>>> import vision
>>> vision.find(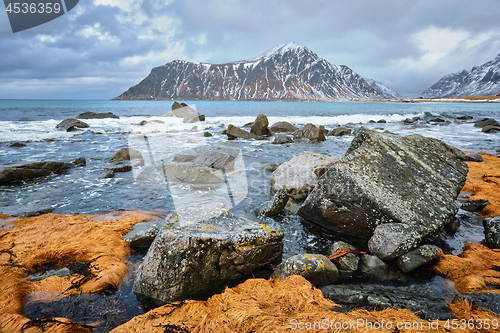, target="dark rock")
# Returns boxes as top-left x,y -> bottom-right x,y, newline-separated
326,241 -> 360,280
368,120 -> 376,123
109,148 -> 144,164
272,134 -> 293,144
474,118 -> 500,128
430,117 -> 446,123
271,152 -> 335,201
76,111 -> 119,119
102,171 -> 115,179
444,217 -> 460,234
412,116 -> 421,122
483,217 -> 500,249
171,101 -> 182,110
260,163 -> 281,172
139,120 -> 148,126
203,131 -> 212,137
358,254 -> 406,282
377,119 -> 387,123
250,114 -> 270,136
293,123 -> 326,143
8,142 -> 26,147
106,164 -> 133,173
199,115 -> 205,121
464,152 -> 483,162
456,293 -> 500,316
298,127 -> 468,260
271,254 -> 338,287
456,115 -> 473,121
18,117 -> 34,121
123,220 -> 162,249
395,245 -> 441,272
482,125 -> 500,133
26,267 -> 71,282
133,211 -> 283,303
0,204 -> 55,217
0,161 -> 74,185
457,192 -> 473,203
403,118 -> 414,125
321,279 -> 456,320
55,118 -> 90,132
329,127 -> 352,136
461,199 -> 489,212
270,121 -> 298,133
226,124 -> 258,140
72,157 -> 86,167
255,188 -> 289,217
